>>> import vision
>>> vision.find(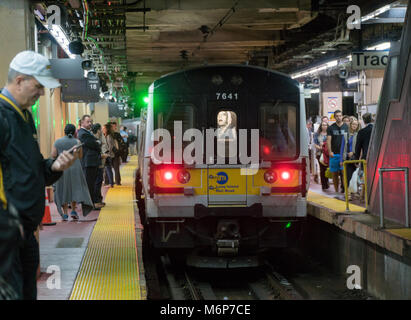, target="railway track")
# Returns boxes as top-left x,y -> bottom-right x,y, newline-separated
158,255 -> 304,300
